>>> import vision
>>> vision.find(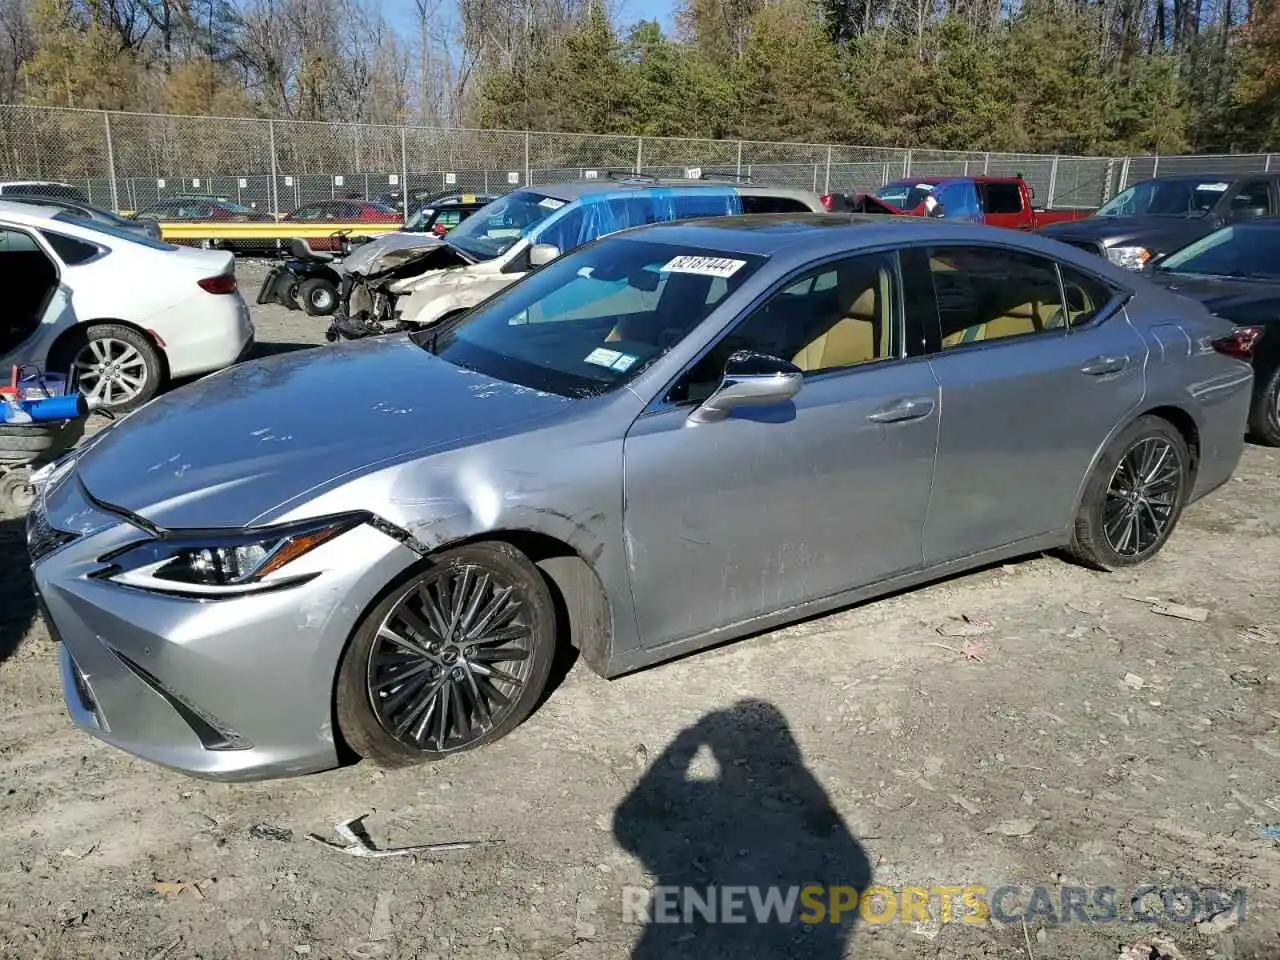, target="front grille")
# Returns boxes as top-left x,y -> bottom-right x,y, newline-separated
26,505 -> 77,564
